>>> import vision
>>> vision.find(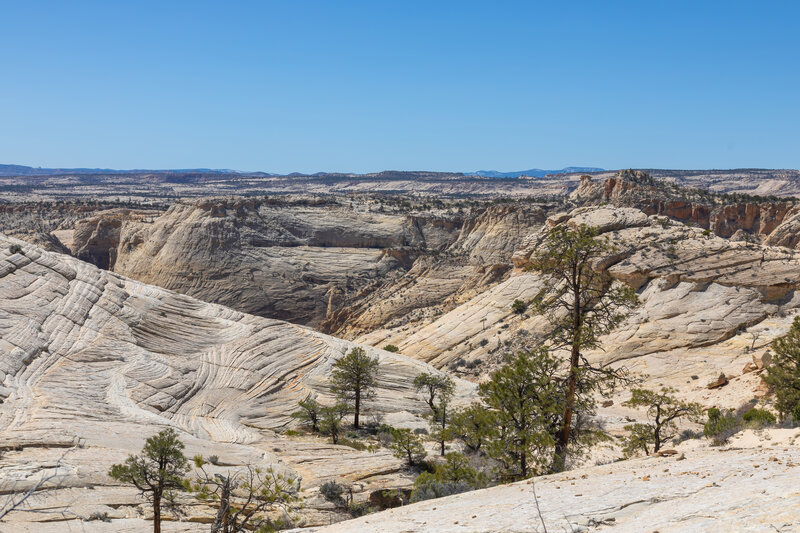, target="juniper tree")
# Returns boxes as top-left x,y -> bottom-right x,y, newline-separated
185,456 -> 298,533
529,224 -> 638,470
763,316 -> 800,421
413,372 -> 455,455
445,403 -> 494,454
622,387 -> 702,456
478,348 -> 564,480
291,397 -> 323,432
330,347 -> 380,429
389,428 -> 426,467
109,428 -> 188,533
